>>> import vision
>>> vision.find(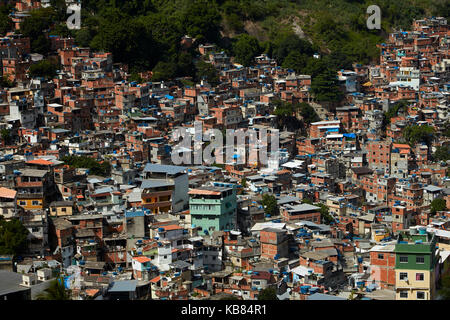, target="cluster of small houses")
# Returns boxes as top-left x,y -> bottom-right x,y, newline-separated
0,2 -> 450,300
